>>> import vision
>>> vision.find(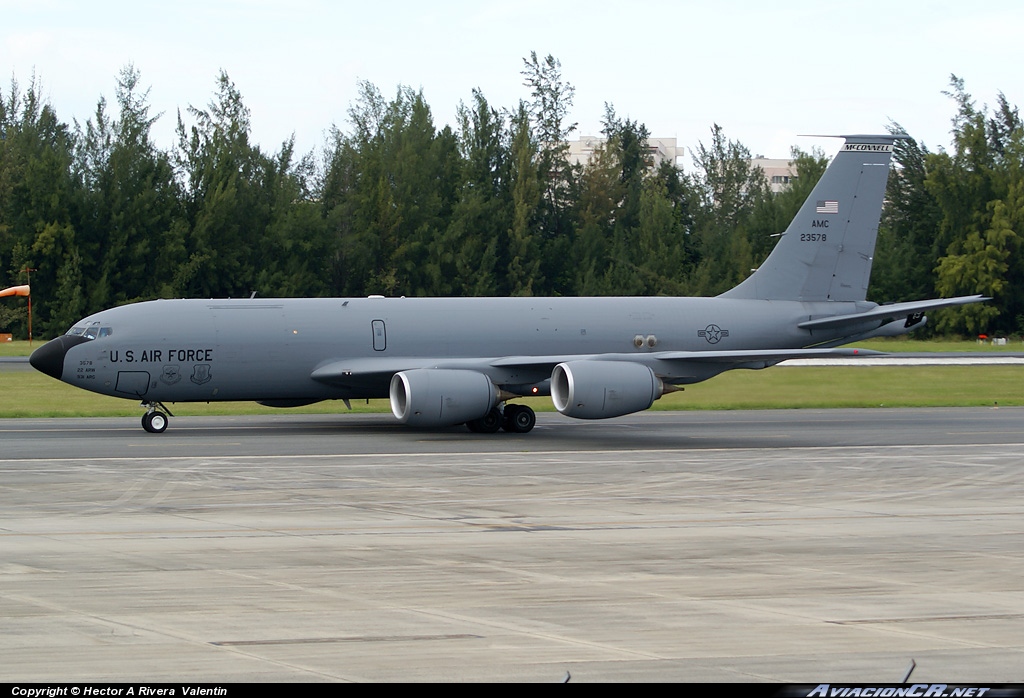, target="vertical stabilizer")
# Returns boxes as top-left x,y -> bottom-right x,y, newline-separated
720,134 -> 901,302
